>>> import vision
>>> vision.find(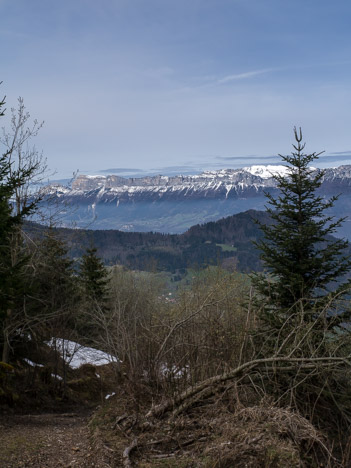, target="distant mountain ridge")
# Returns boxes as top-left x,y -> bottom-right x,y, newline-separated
61,165 -> 351,195
43,165 -> 351,236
